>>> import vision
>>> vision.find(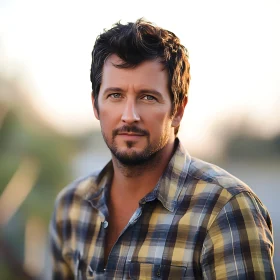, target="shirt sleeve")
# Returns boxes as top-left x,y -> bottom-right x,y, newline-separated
49,198 -> 75,280
201,191 -> 276,279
